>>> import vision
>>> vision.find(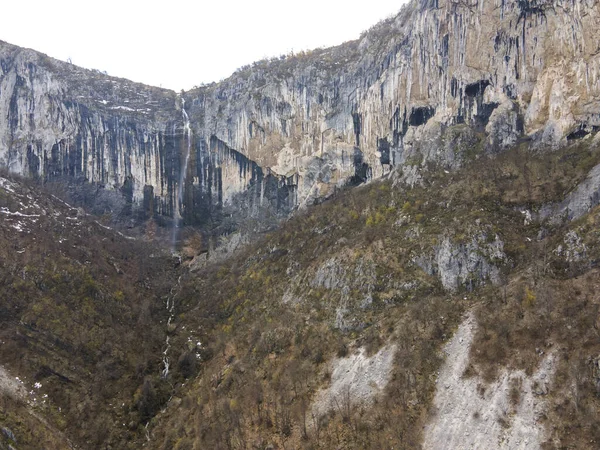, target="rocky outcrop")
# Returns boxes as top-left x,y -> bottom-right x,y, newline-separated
542,149 -> 600,223
414,234 -> 506,292
1,0 -> 599,226
0,43 -> 178,216
0,366 -> 27,401
312,344 -> 397,418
